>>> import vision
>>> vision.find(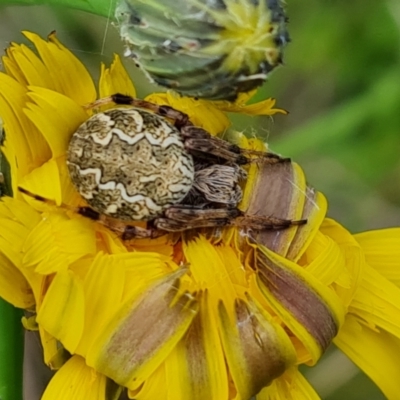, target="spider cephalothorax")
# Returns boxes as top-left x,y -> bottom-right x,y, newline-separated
20,93 -> 305,239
